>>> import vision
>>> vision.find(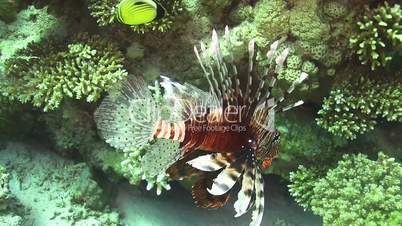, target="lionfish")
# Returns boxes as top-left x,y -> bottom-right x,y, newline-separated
95,27 -> 307,226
